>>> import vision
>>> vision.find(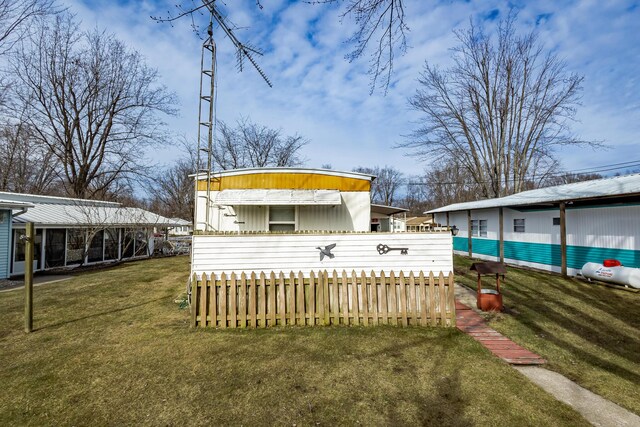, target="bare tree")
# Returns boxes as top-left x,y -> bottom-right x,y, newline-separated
154,1 -> 408,93
148,159 -> 193,219
0,0 -> 57,101
9,13 -> 177,199
354,165 -> 404,205
212,118 -> 307,170
401,14 -> 591,199
148,139 -> 196,220
0,120 -> 59,194
399,175 -> 432,215
0,0 -> 56,55
420,161 -> 484,207
324,0 -> 408,93
543,172 -> 603,186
